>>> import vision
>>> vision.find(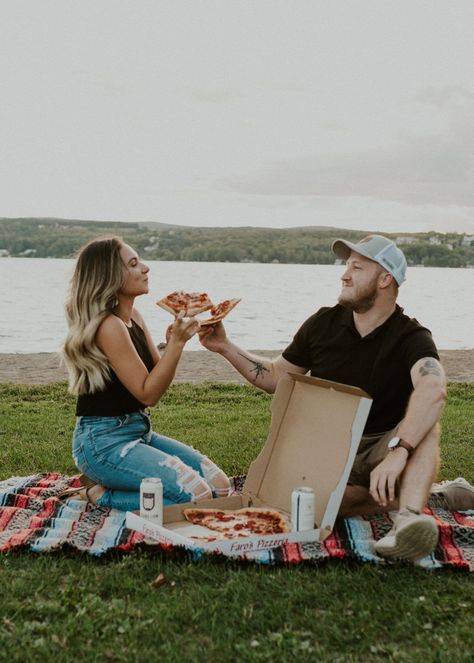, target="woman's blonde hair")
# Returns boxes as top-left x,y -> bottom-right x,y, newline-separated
63,236 -> 125,395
